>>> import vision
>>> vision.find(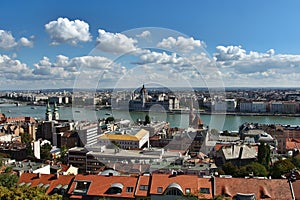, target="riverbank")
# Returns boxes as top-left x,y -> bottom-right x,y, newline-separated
198,111 -> 300,117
